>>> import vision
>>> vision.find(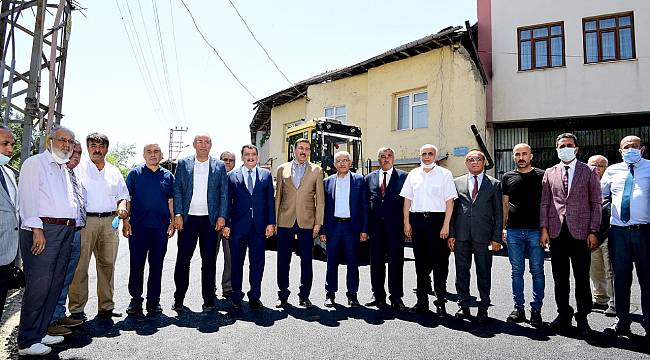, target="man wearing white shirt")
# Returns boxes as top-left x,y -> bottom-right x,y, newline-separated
0,125 -> 19,322
69,133 -> 129,320
17,126 -> 78,356
400,144 -> 457,315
